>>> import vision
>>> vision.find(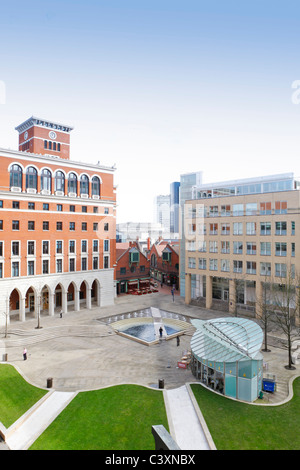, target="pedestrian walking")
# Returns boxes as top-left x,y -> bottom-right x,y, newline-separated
60,310 -> 63,318
171,288 -> 175,302
23,348 -> 27,360
159,326 -> 163,337
177,336 -> 180,347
